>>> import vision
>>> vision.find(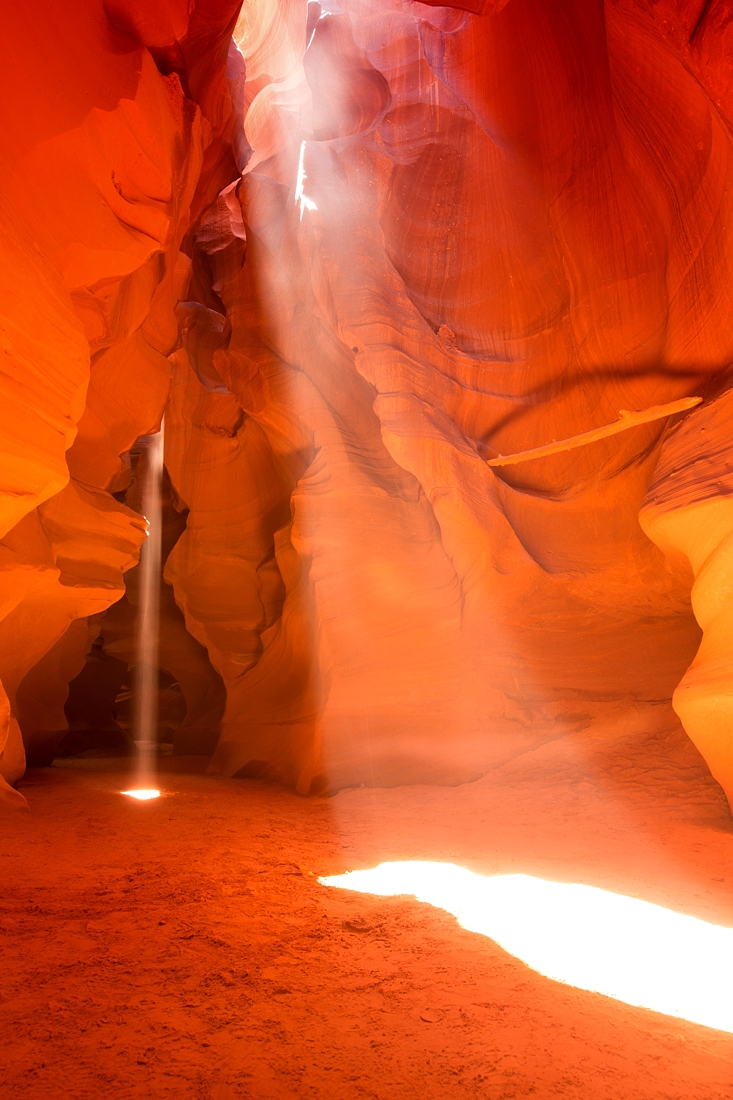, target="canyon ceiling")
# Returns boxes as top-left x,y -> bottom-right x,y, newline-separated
2,0 -> 733,807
